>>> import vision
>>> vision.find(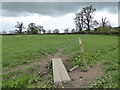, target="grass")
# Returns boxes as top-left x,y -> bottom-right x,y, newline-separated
2,35 -> 76,70
86,49 -> 118,88
2,60 -> 54,88
2,34 -> 118,88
